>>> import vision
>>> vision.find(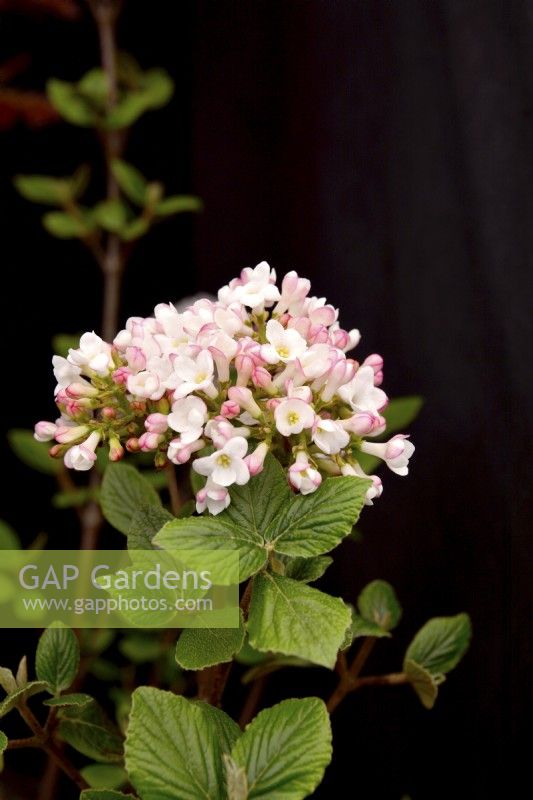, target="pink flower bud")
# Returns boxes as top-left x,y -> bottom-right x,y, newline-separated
55,424 -> 90,444
108,435 -> 124,462
252,366 -> 272,388
342,412 -> 379,436
66,382 -> 99,399
235,354 -> 254,386
112,367 -> 132,385
138,432 -> 163,452
126,437 -> 141,452
101,407 -> 117,420
228,386 -> 262,418
126,346 -> 146,373
34,421 -> 57,442
145,413 -> 169,434
244,442 -> 269,476
220,400 -> 240,418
